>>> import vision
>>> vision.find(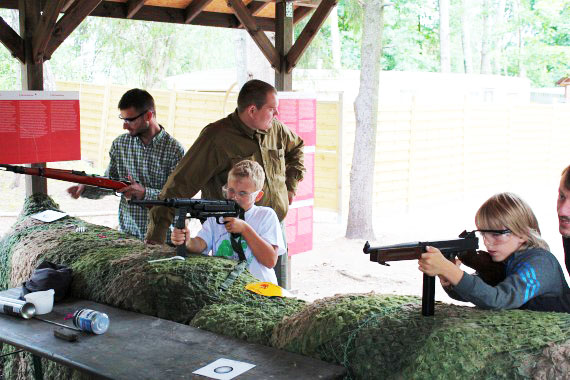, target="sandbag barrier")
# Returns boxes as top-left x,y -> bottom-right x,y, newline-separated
0,194 -> 569,380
